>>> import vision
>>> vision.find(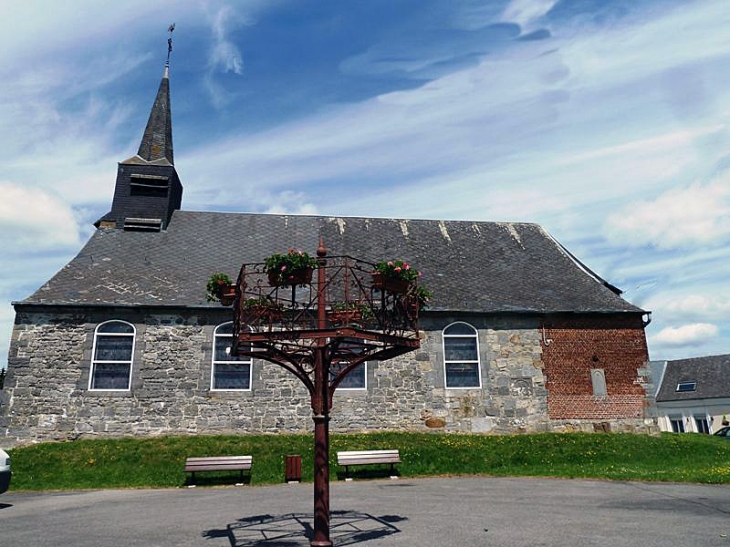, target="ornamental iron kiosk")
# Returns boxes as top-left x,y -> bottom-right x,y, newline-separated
228,240 -> 420,547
